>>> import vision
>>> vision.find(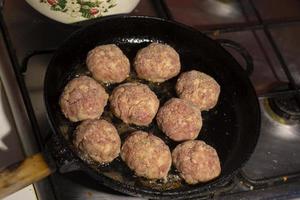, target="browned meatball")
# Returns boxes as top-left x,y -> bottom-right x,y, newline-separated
86,44 -> 130,83
172,140 -> 221,184
134,43 -> 181,83
156,98 -> 202,141
121,131 -> 171,179
59,76 -> 108,122
73,119 -> 121,163
176,70 -> 220,111
110,83 -> 159,126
